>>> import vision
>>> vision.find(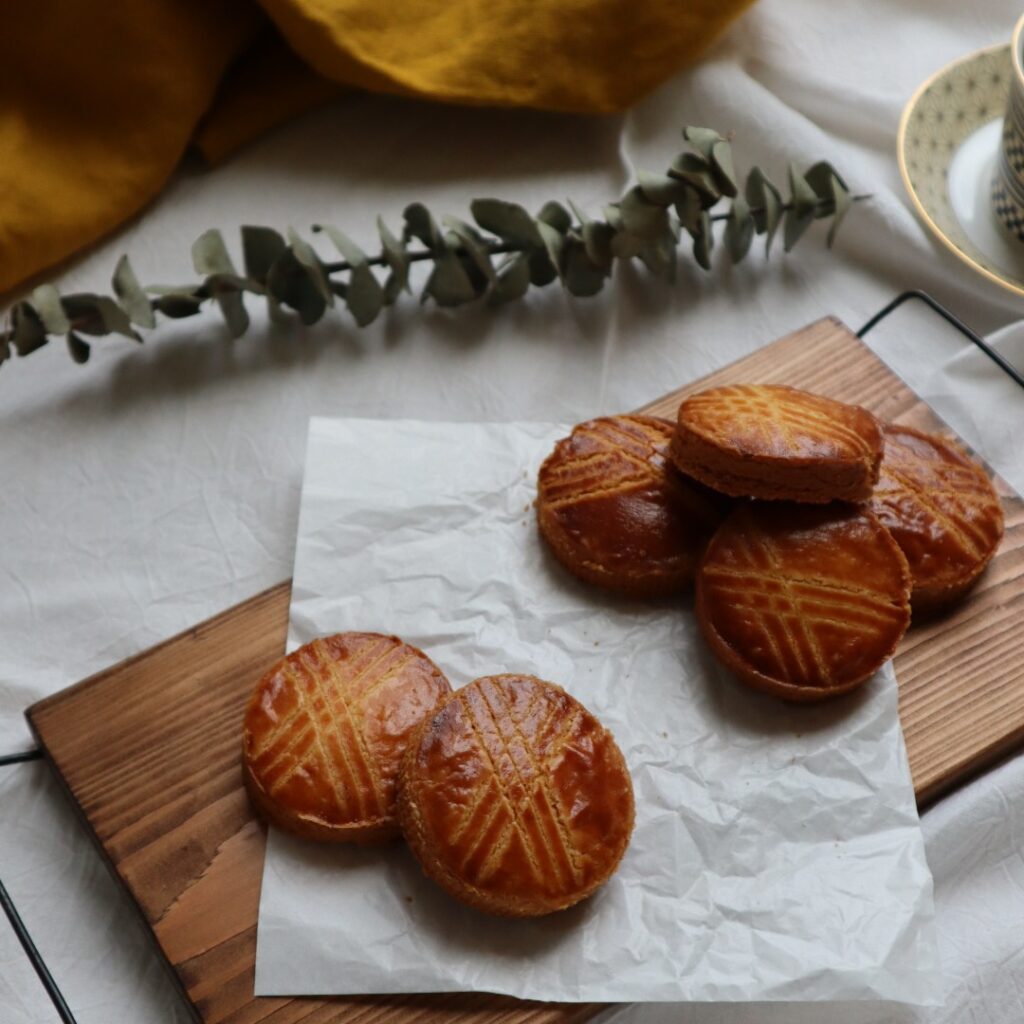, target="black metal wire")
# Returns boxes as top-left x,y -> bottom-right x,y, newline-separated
857,288 -> 1024,392
0,748 -> 42,767
0,875 -> 78,1024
